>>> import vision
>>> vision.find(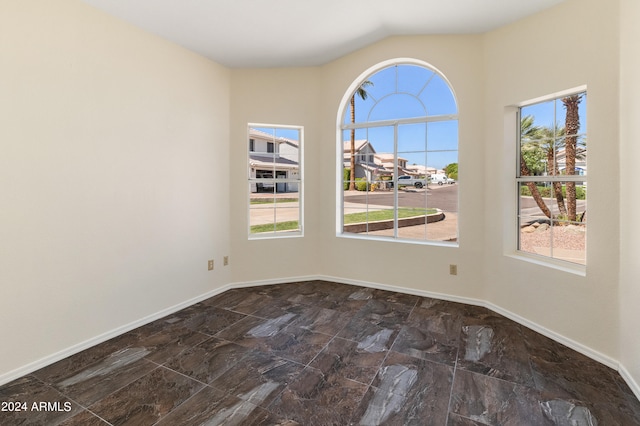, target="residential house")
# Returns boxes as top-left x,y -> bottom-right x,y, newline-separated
343,139 -> 385,181
249,128 -> 299,192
